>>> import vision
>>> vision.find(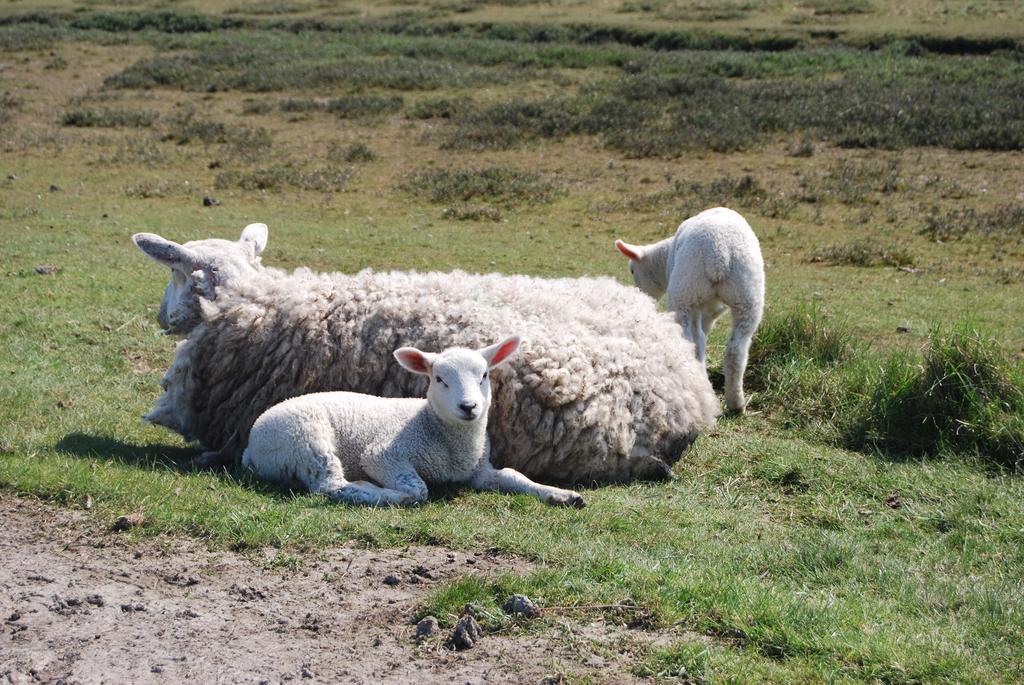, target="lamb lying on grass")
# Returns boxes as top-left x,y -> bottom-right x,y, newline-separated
616,206 -> 765,413
133,227 -> 719,483
243,336 -> 585,508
